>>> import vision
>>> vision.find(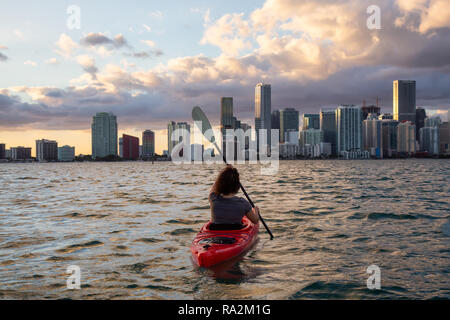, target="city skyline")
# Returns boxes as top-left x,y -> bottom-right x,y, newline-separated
1,1 -> 450,155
